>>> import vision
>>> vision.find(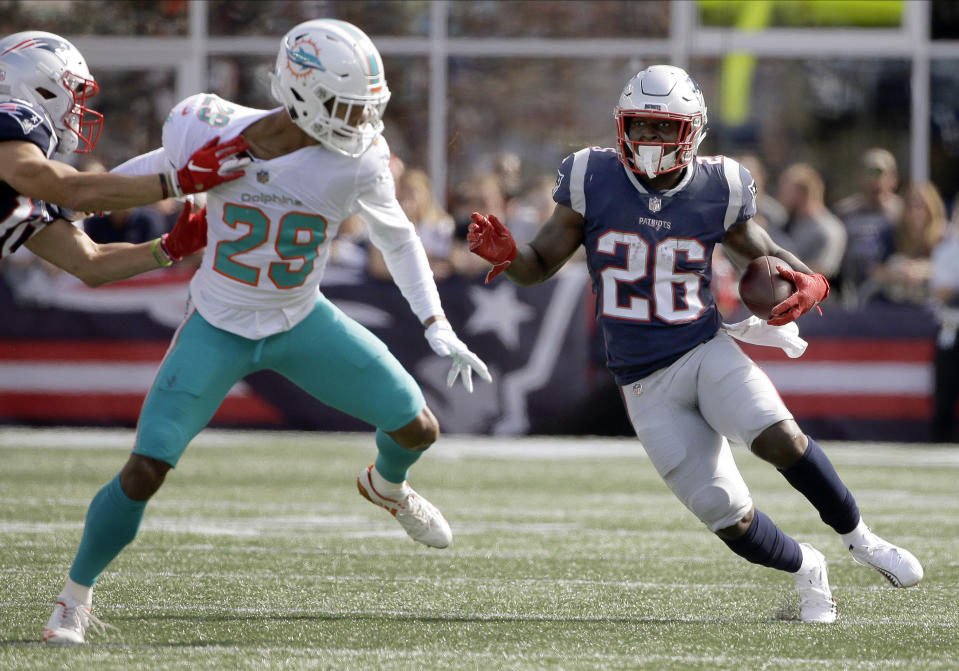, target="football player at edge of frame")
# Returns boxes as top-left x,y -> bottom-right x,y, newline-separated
468,65 -> 922,623
41,19 -> 491,646
0,31 -> 251,280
